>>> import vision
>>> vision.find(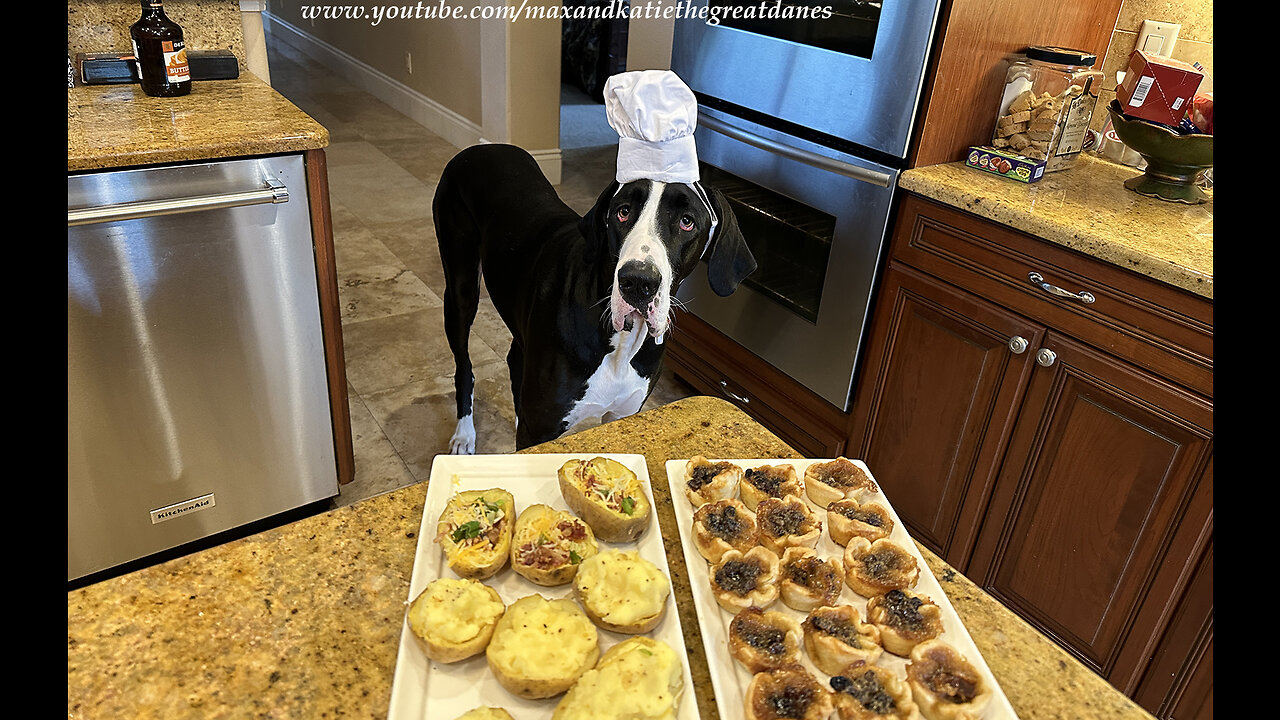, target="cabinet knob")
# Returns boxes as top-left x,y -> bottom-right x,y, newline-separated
1008,336 -> 1029,354
1036,348 -> 1058,367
